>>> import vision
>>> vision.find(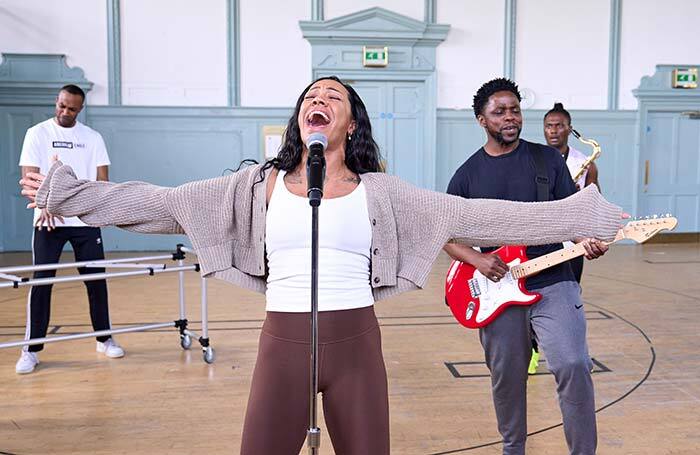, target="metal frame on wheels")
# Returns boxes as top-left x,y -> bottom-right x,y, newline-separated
0,244 -> 215,364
